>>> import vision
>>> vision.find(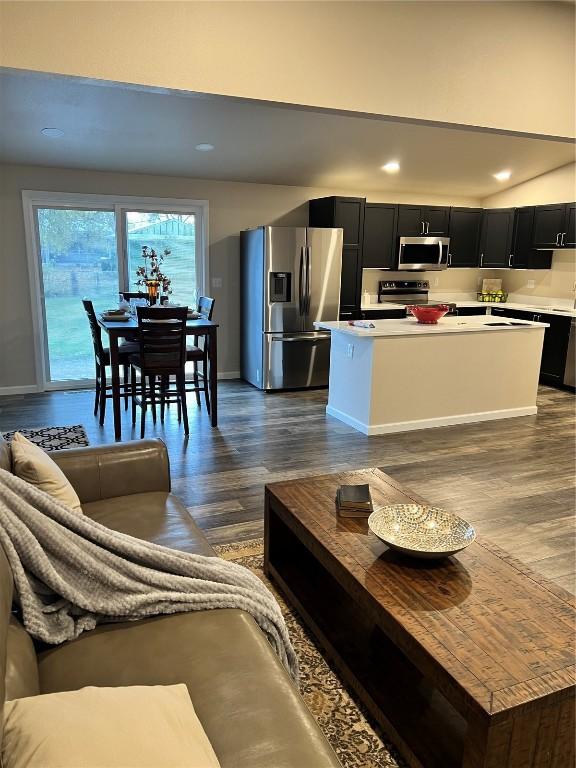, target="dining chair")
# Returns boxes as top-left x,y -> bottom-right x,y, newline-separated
82,299 -> 138,425
186,296 -> 215,413
129,306 -> 189,438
